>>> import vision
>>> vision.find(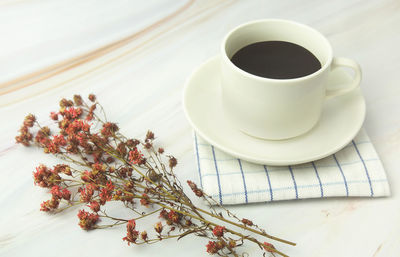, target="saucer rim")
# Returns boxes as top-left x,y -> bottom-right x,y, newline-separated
183,55 -> 366,166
